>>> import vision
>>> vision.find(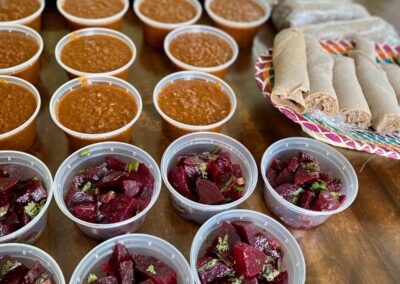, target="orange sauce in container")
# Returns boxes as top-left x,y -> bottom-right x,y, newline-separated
0,0 -> 43,31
